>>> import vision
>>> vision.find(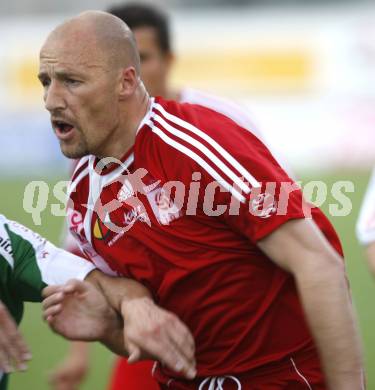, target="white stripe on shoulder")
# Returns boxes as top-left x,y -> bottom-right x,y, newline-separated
154,103 -> 260,188
72,156 -> 90,177
154,114 -> 251,194
152,126 -> 246,203
67,166 -> 89,199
